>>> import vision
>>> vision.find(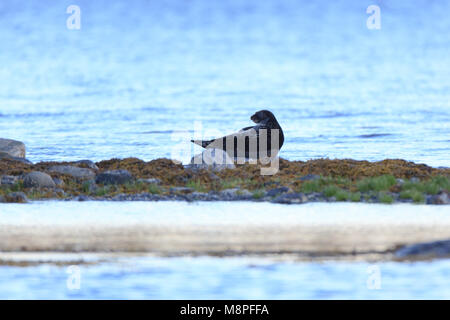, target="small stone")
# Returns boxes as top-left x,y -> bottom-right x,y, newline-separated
266,186 -> 291,197
272,192 -> 307,204
0,138 -> 26,158
429,191 -> 450,205
48,165 -> 95,179
1,175 -> 18,186
396,178 -> 405,185
73,160 -> 99,170
95,170 -> 134,185
5,192 -> 28,203
170,187 -> 194,194
52,177 -> 65,187
75,195 -> 89,201
220,188 -> 240,198
299,174 -> 320,181
395,239 -> 450,259
410,177 -> 420,183
138,178 -> 161,185
23,171 -> 56,188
